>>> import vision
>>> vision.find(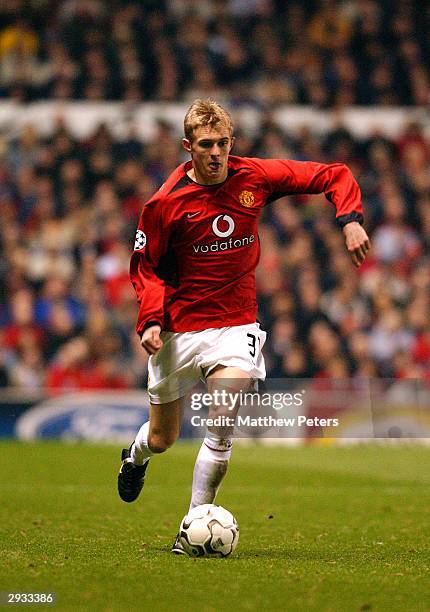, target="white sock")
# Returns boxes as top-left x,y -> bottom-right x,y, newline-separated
131,421 -> 153,466
189,432 -> 232,510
